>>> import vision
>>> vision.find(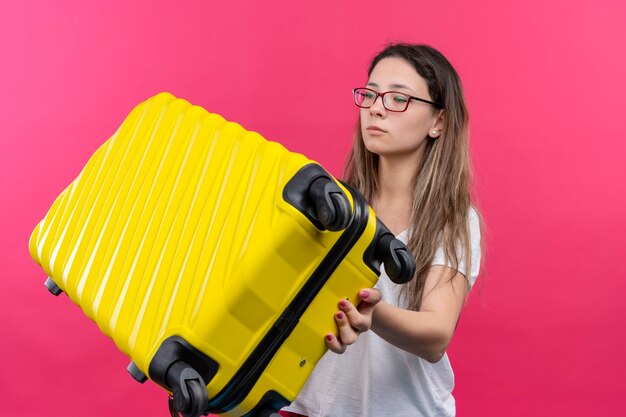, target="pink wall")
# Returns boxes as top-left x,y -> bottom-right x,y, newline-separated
2,1 -> 625,416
